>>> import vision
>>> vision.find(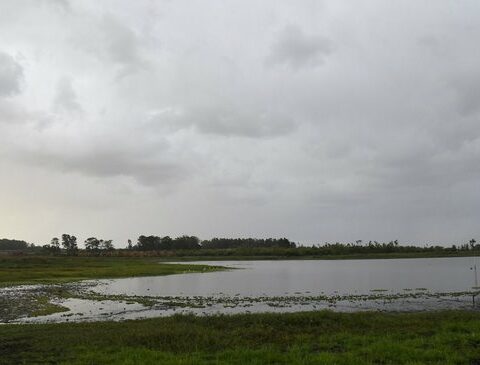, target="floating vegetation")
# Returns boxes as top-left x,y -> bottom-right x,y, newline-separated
0,285 -> 71,322
3,280 -> 480,323
29,296 -> 69,318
